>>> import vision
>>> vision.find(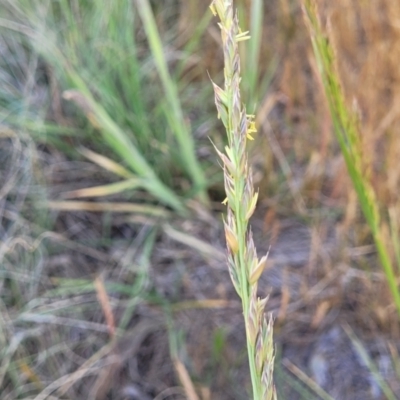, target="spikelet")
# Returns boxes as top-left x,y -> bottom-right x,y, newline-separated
210,1 -> 276,399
